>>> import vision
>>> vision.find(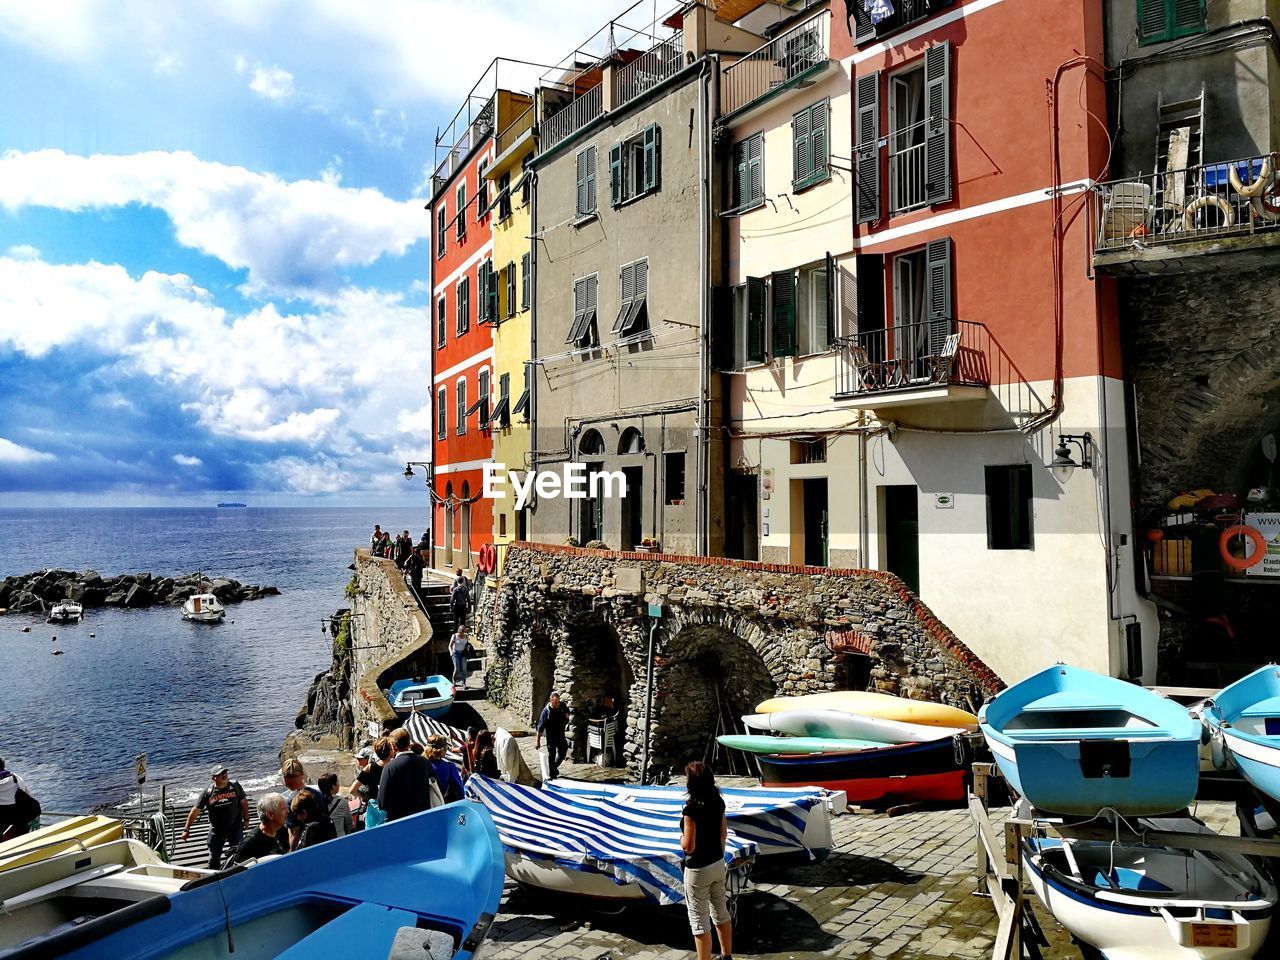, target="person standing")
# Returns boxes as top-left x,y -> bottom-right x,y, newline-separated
394,531 -> 412,569
0,757 -> 39,841
370,524 -> 384,552
405,547 -> 425,601
450,567 -> 471,625
449,622 -> 470,689
534,692 -> 570,780
182,764 -> 250,869
319,772 -> 352,838
290,789 -> 337,849
231,792 -> 288,864
424,735 -> 465,803
280,758 -> 325,851
377,728 -> 436,822
416,530 -> 431,553
680,761 -> 733,960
